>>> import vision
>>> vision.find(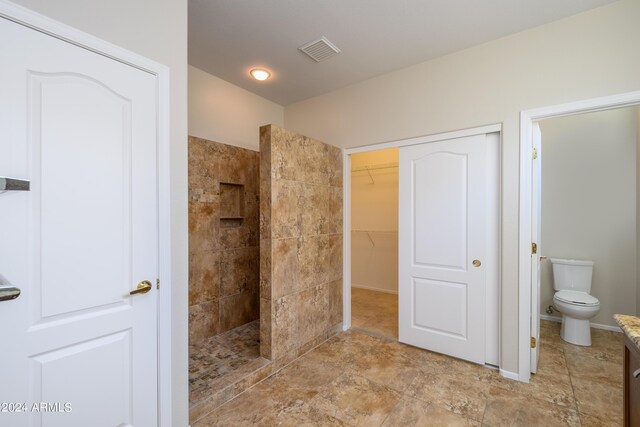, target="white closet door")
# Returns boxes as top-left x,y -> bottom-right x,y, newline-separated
399,134 -> 487,364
